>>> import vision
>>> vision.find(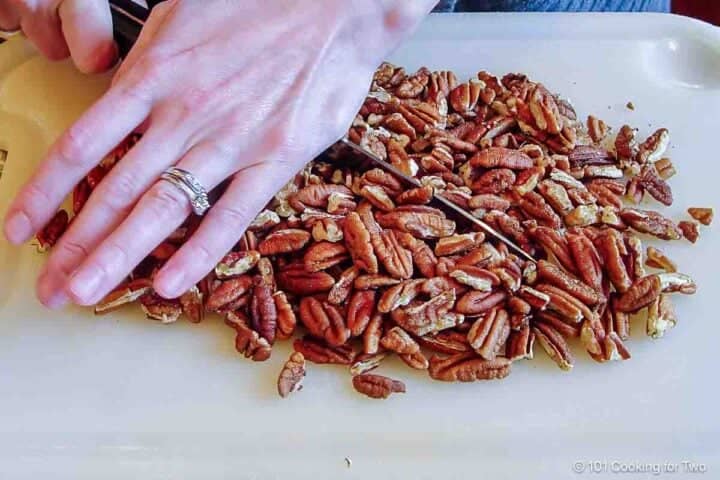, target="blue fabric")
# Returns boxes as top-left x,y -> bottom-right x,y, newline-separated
433,0 -> 670,12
